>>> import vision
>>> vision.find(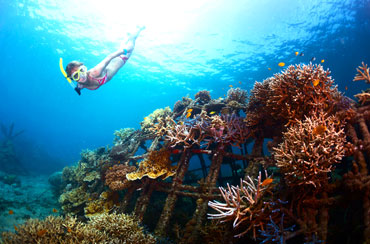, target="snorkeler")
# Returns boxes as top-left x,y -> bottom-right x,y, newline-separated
61,26 -> 145,94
